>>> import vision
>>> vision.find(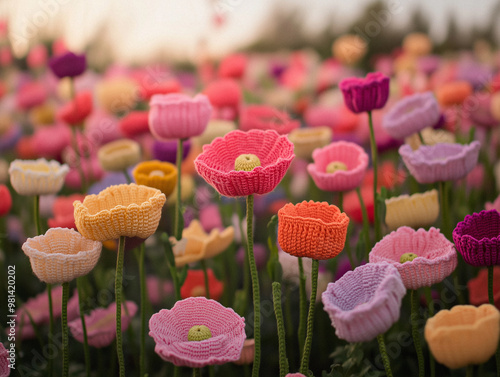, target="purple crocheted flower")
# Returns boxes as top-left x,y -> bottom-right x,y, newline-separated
149,297 -> 246,367
399,141 -> 480,184
453,210 -> 500,267
382,92 -> 440,139
48,51 -> 86,79
339,72 -> 390,114
369,227 -> 457,290
152,139 -> 191,163
322,262 -> 406,342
